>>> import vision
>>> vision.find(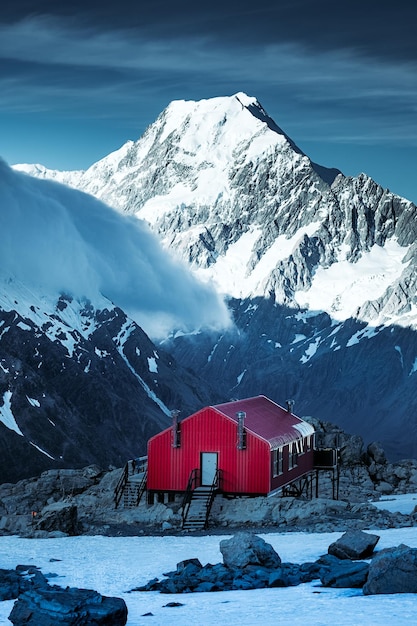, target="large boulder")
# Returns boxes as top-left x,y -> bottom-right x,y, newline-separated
318,554 -> 369,588
363,544 -> 417,595
219,532 -> 281,569
367,441 -> 387,465
0,565 -> 49,601
0,568 -> 20,601
328,530 -> 380,560
8,585 -> 128,625
35,502 -> 79,536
